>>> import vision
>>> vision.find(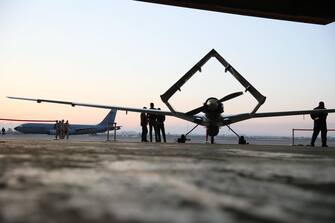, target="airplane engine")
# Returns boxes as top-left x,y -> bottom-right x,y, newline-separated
48,129 -> 56,135
204,97 -> 223,121
205,98 -> 222,112
68,129 -> 76,135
